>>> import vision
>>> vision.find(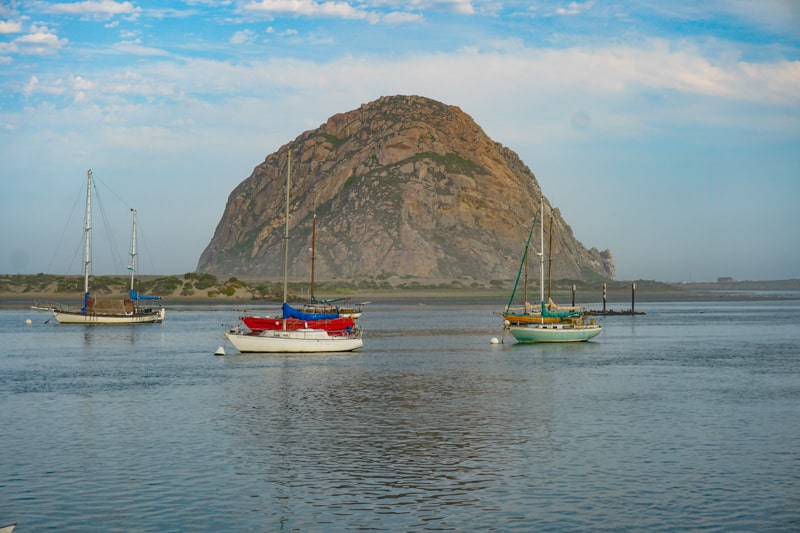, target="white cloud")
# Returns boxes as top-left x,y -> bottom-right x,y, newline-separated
231,29 -> 257,44
23,75 -> 68,97
242,0 -> 371,20
72,75 -> 96,91
382,11 -> 424,24
421,0 -> 474,15
12,26 -> 68,55
738,59 -> 800,104
23,75 -> 39,97
0,19 -> 24,34
144,6 -> 201,21
383,0 -> 474,15
263,25 -> 298,37
20,39 -> 798,117
555,1 -> 594,16
447,0 -> 474,15
43,0 -> 140,19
